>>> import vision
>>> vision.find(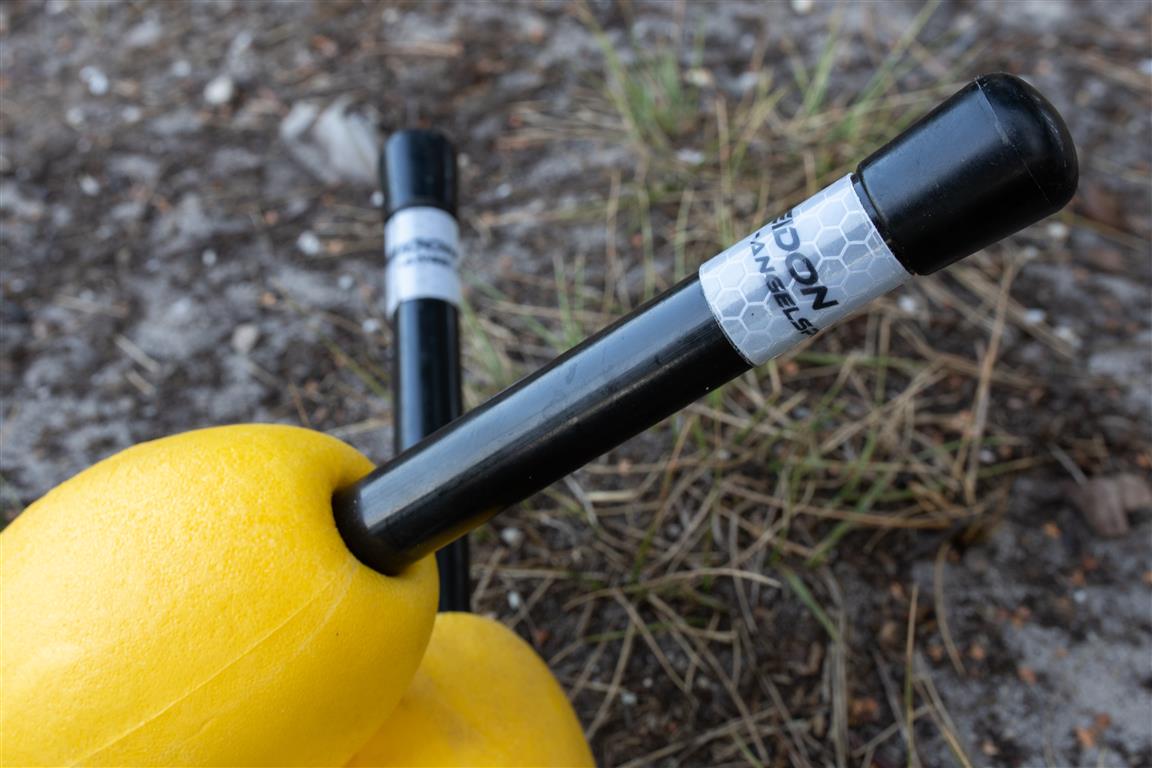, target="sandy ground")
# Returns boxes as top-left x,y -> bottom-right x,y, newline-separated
2,1 -> 1150,766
